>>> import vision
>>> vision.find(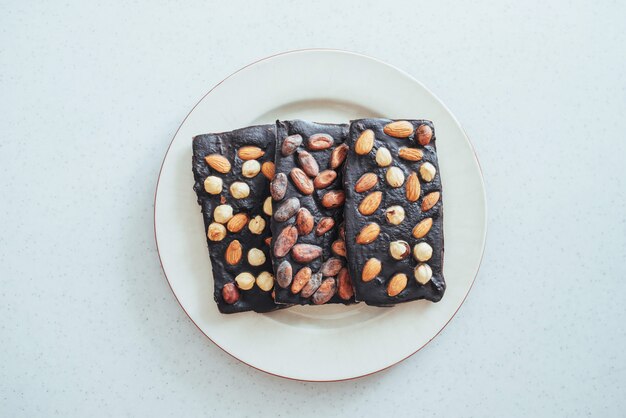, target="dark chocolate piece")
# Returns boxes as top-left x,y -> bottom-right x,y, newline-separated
270,120 -> 355,305
192,125 -> 280,313
343,119 -> 445,306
